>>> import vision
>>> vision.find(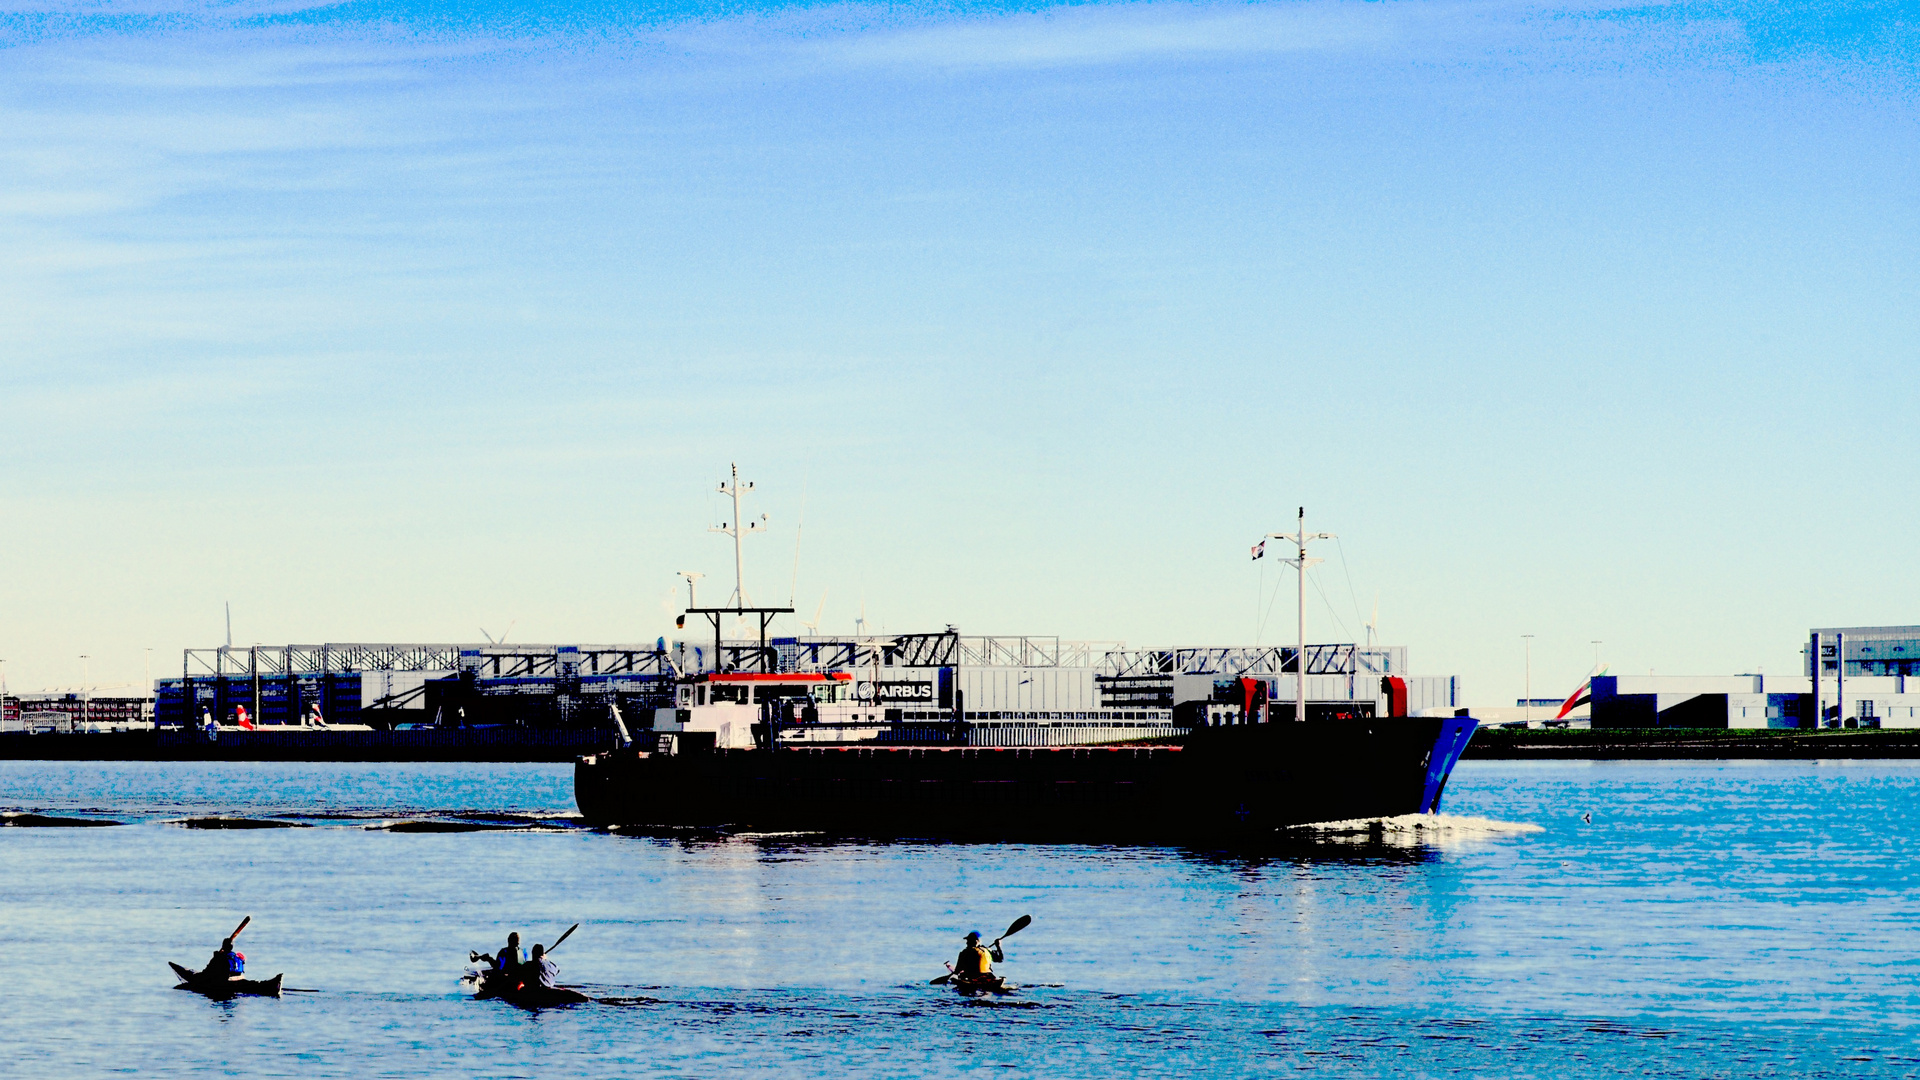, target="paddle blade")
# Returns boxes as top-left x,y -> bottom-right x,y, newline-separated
549,923 -> 581,953
228,916 -> 251,942
929,974 -> 952,985
1001,915 -> 1031,939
